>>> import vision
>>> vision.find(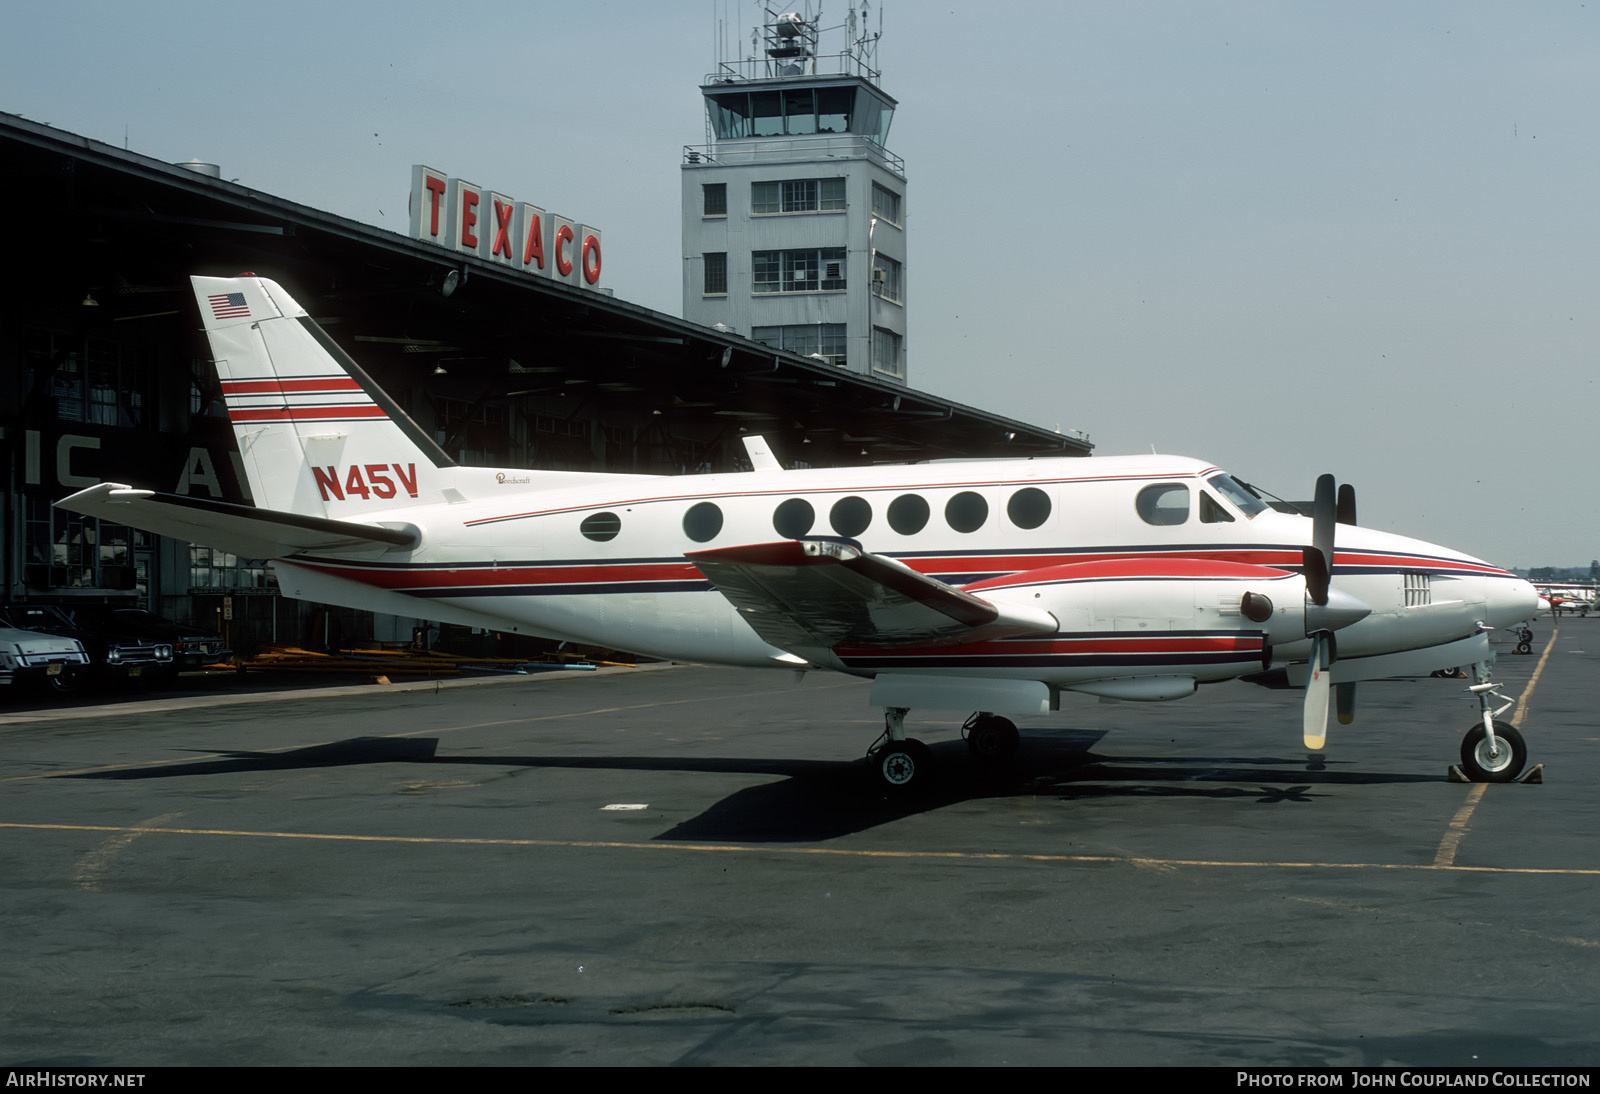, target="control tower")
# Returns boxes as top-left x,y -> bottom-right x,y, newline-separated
682,4 -> 907,383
